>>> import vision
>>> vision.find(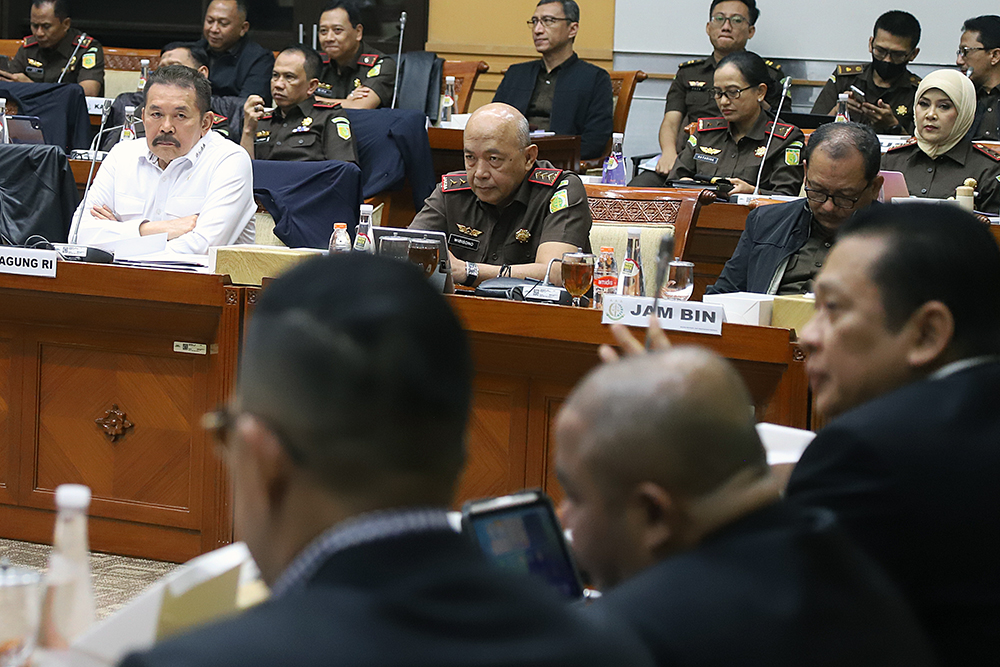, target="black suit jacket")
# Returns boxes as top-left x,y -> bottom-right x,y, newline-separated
120,530 -> 653,667
787,362 -> 1000,667
493,55 -> 613,160
589,502 -> 934,667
